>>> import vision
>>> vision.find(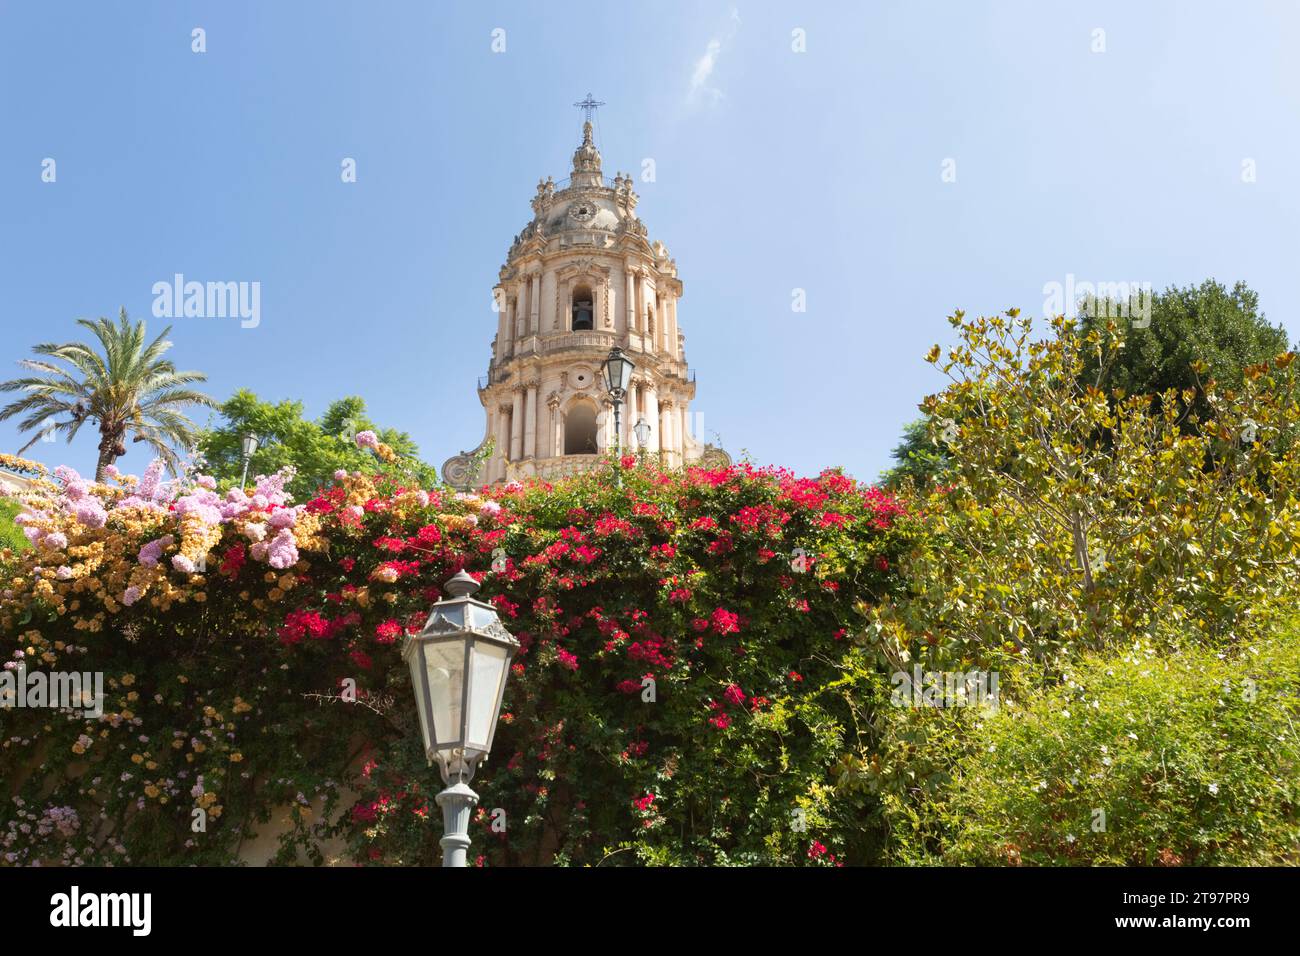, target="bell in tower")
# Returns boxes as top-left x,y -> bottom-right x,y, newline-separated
572,289 -> 594,331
